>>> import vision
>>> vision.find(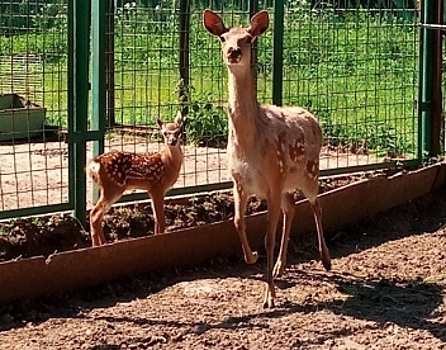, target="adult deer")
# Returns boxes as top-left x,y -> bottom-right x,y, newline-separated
87,112 -> 184,246
203,10 -> 331,308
